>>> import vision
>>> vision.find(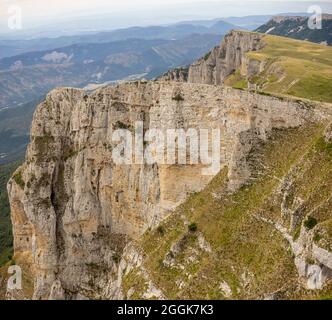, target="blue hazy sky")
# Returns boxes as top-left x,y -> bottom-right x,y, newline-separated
2,1 -> 330,17
1,0 -> 331,34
